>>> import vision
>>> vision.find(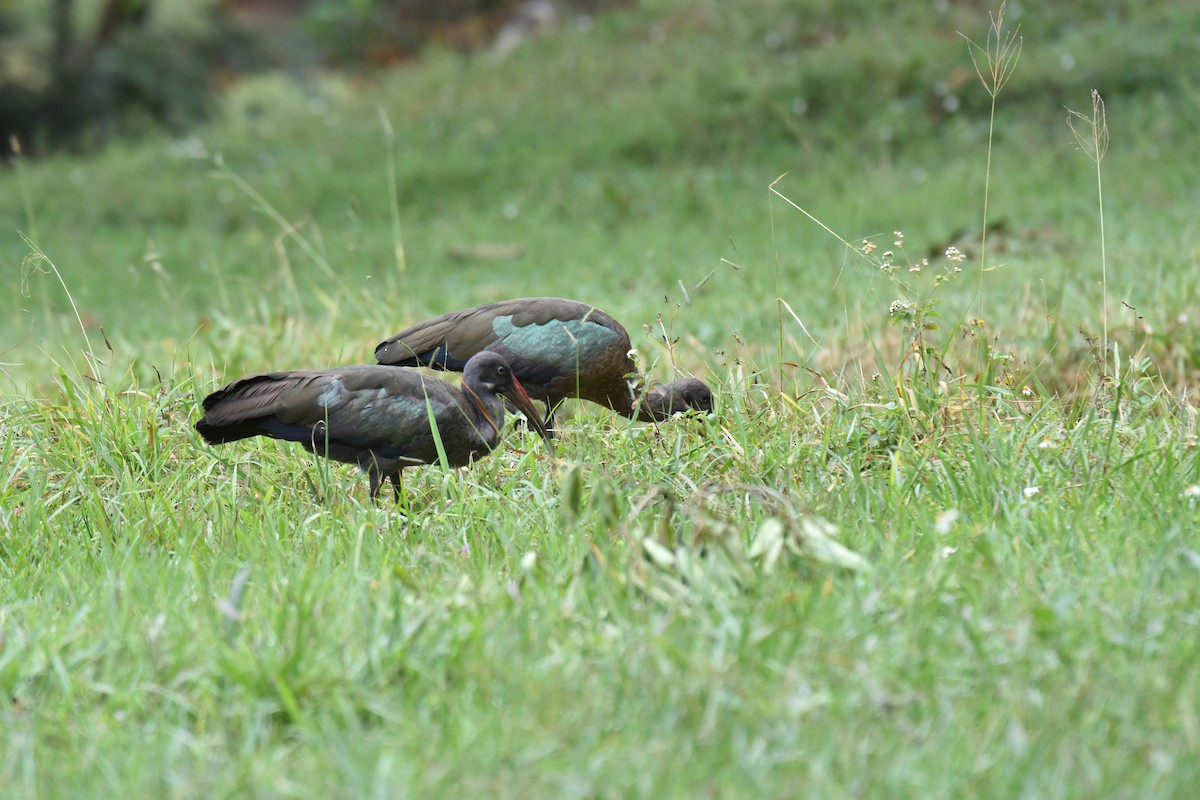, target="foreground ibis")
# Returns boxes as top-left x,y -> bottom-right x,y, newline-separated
375,297 -> 713,427
195,352 -> 551,503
